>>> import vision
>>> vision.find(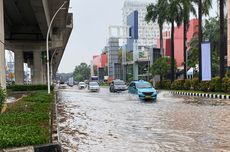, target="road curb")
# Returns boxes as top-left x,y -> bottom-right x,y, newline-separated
170,91 -> 230,100
1,144 -> 61,152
